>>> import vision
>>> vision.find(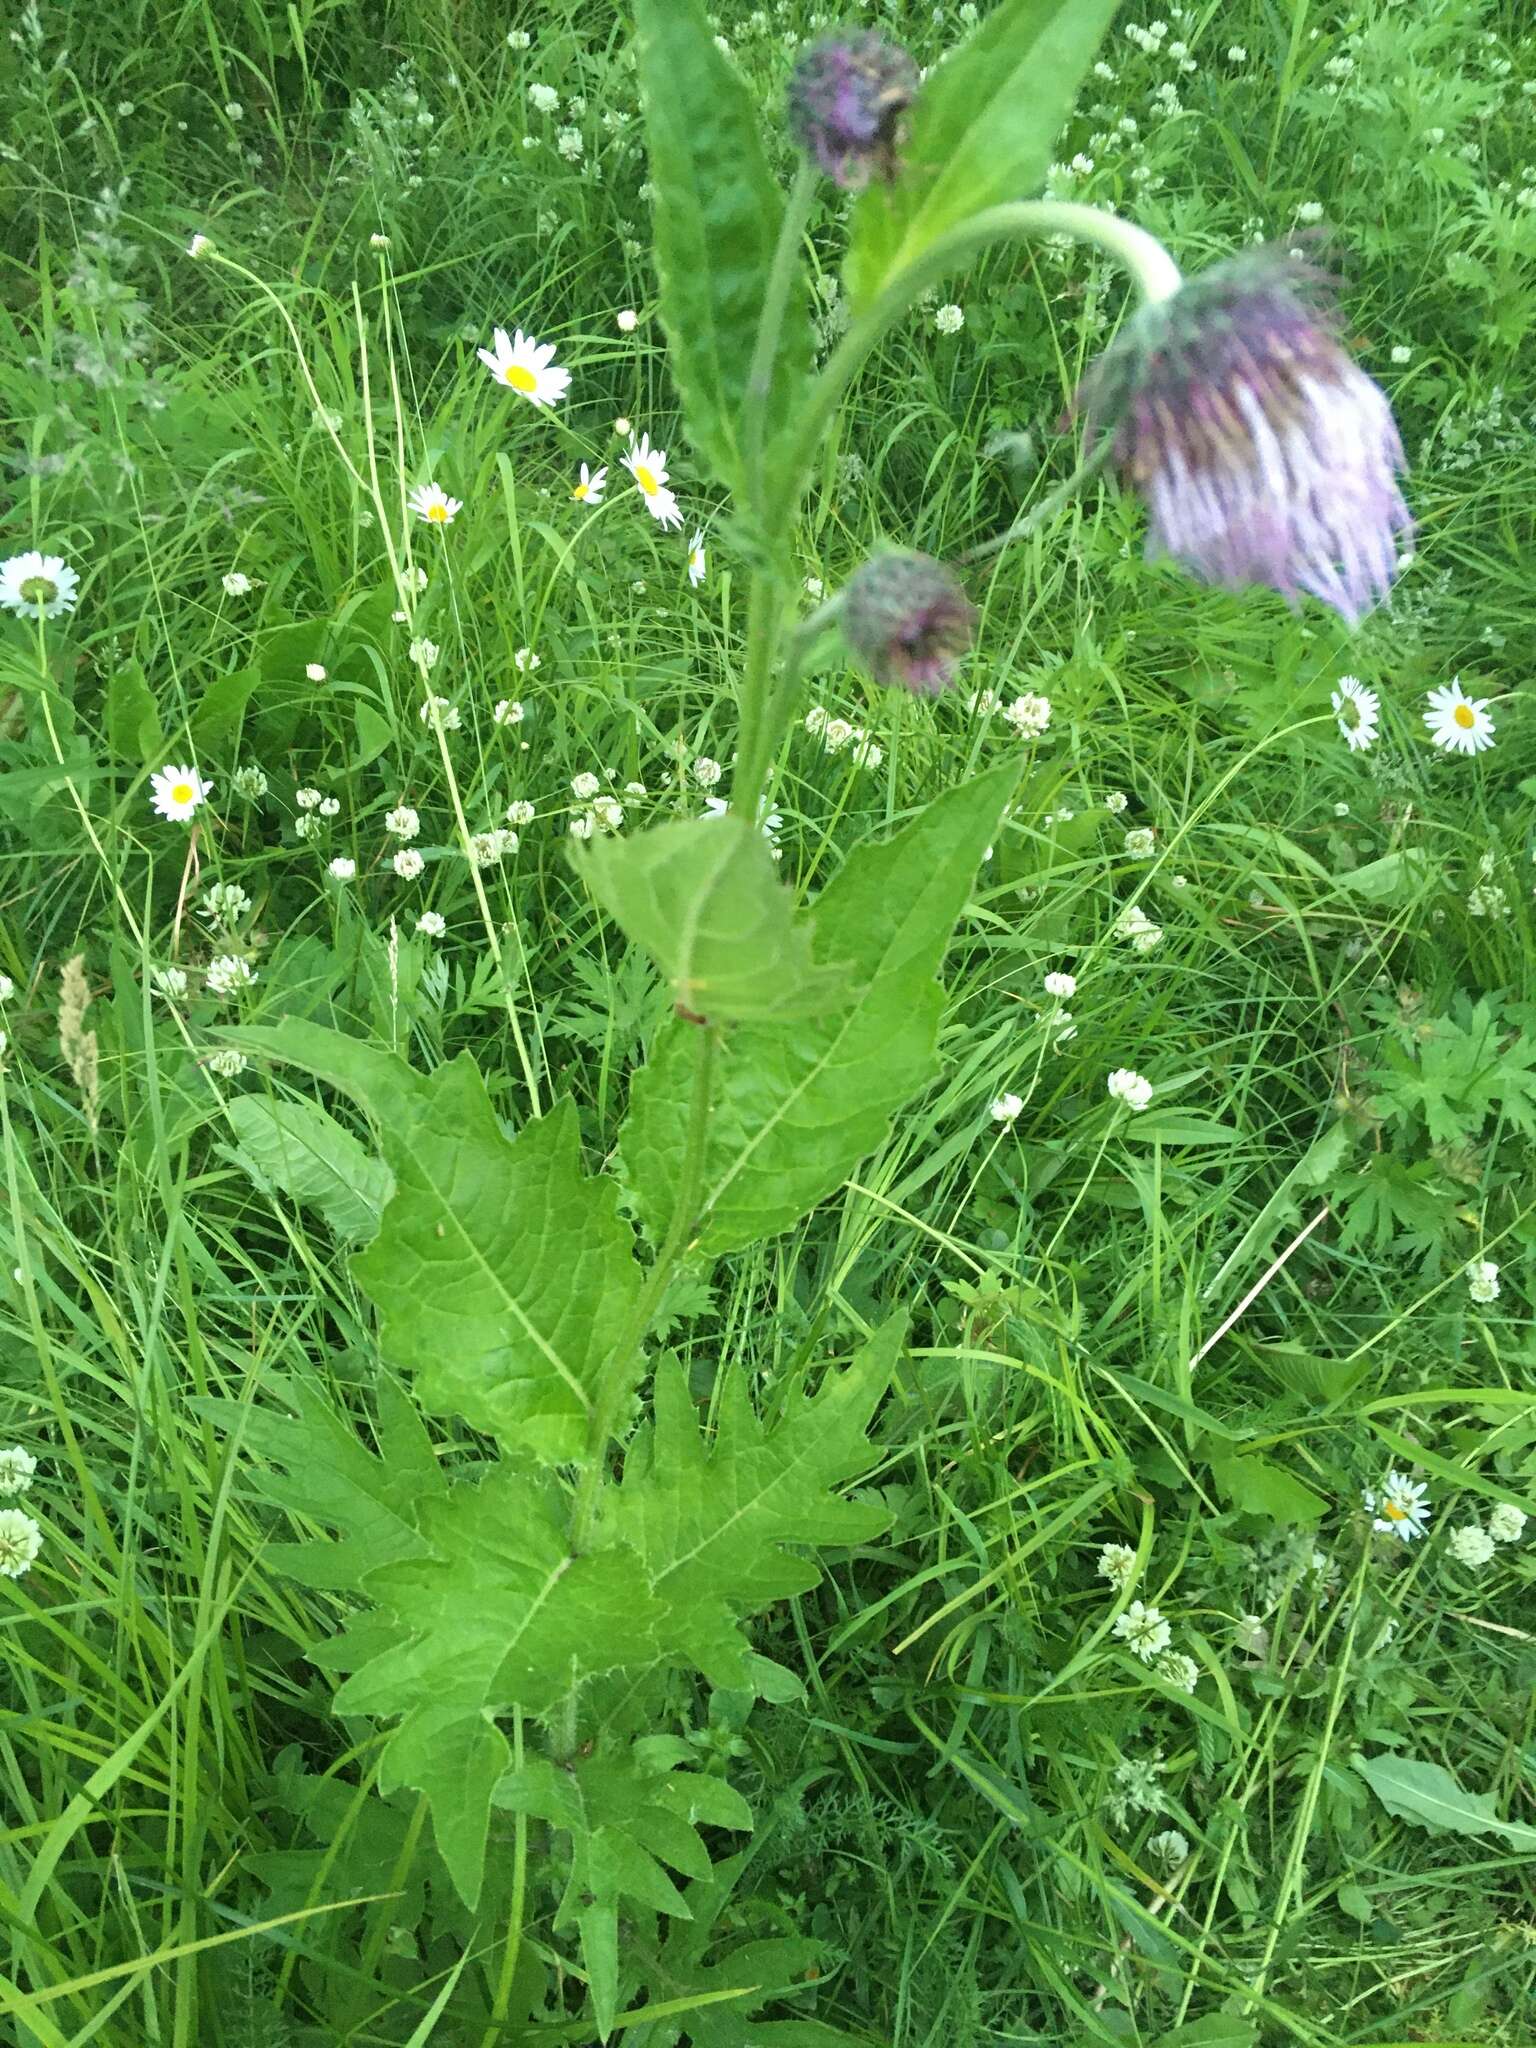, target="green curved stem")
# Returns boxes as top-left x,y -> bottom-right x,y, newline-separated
742,159 -> 819,517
